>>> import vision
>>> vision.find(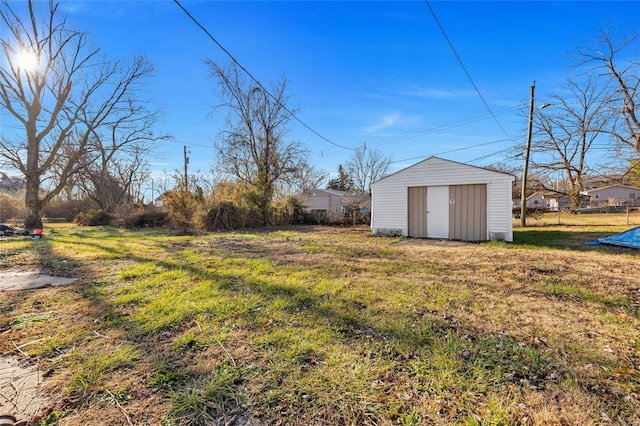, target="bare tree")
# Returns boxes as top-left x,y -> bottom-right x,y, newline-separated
531,76 -> 613,209
75,106 -> 166,209
485,162 -> 519,176
345,146 -> 392,194
577,29 -> 640,157
77,145 -> 151,210
0,1 -> 161,229
207,61 -> 307,226
279,159 -> 328,195
342,191 -> 370,226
